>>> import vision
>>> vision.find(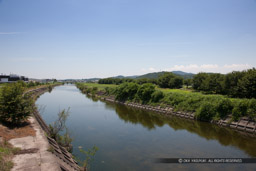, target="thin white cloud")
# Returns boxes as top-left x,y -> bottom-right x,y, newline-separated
141,67 -> 158,73
165,64 -> 252,74
141,64 -> 252,74
223,64 -> 251,69
200,64 -> 219,69
149,67 -> 157,72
